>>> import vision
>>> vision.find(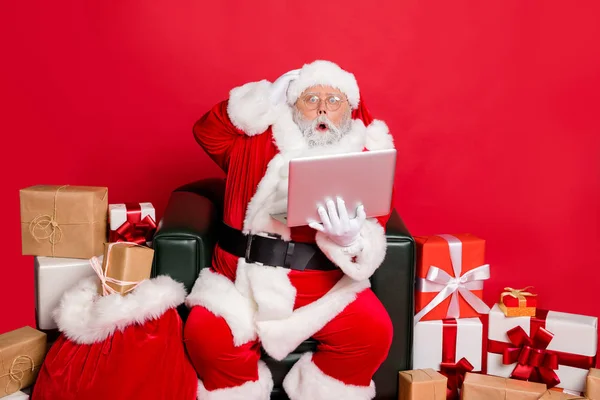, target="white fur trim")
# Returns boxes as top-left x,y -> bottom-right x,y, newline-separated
315,219 -> 387,281
256,276 -> 370,361
364,119 -> 394,151
247,264 -> 296,321
242,153 -> 291,238
283,352 -> 376,400
287,60 -> 360,109
185,268 -> 257,346
233,258 -> 253,298
54,275 -> 186,345
197,360 -> 273,400
227,80 -> 281,136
